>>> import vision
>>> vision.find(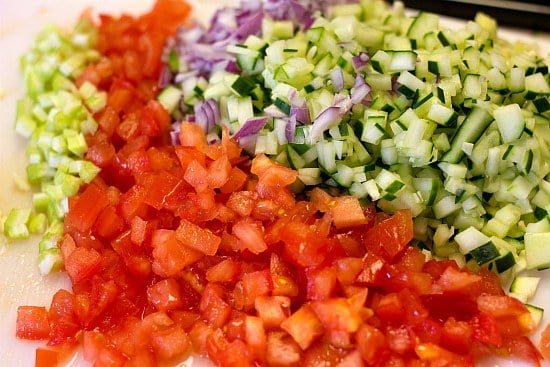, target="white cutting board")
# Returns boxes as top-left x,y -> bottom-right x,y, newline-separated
0,1 -> 549,366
